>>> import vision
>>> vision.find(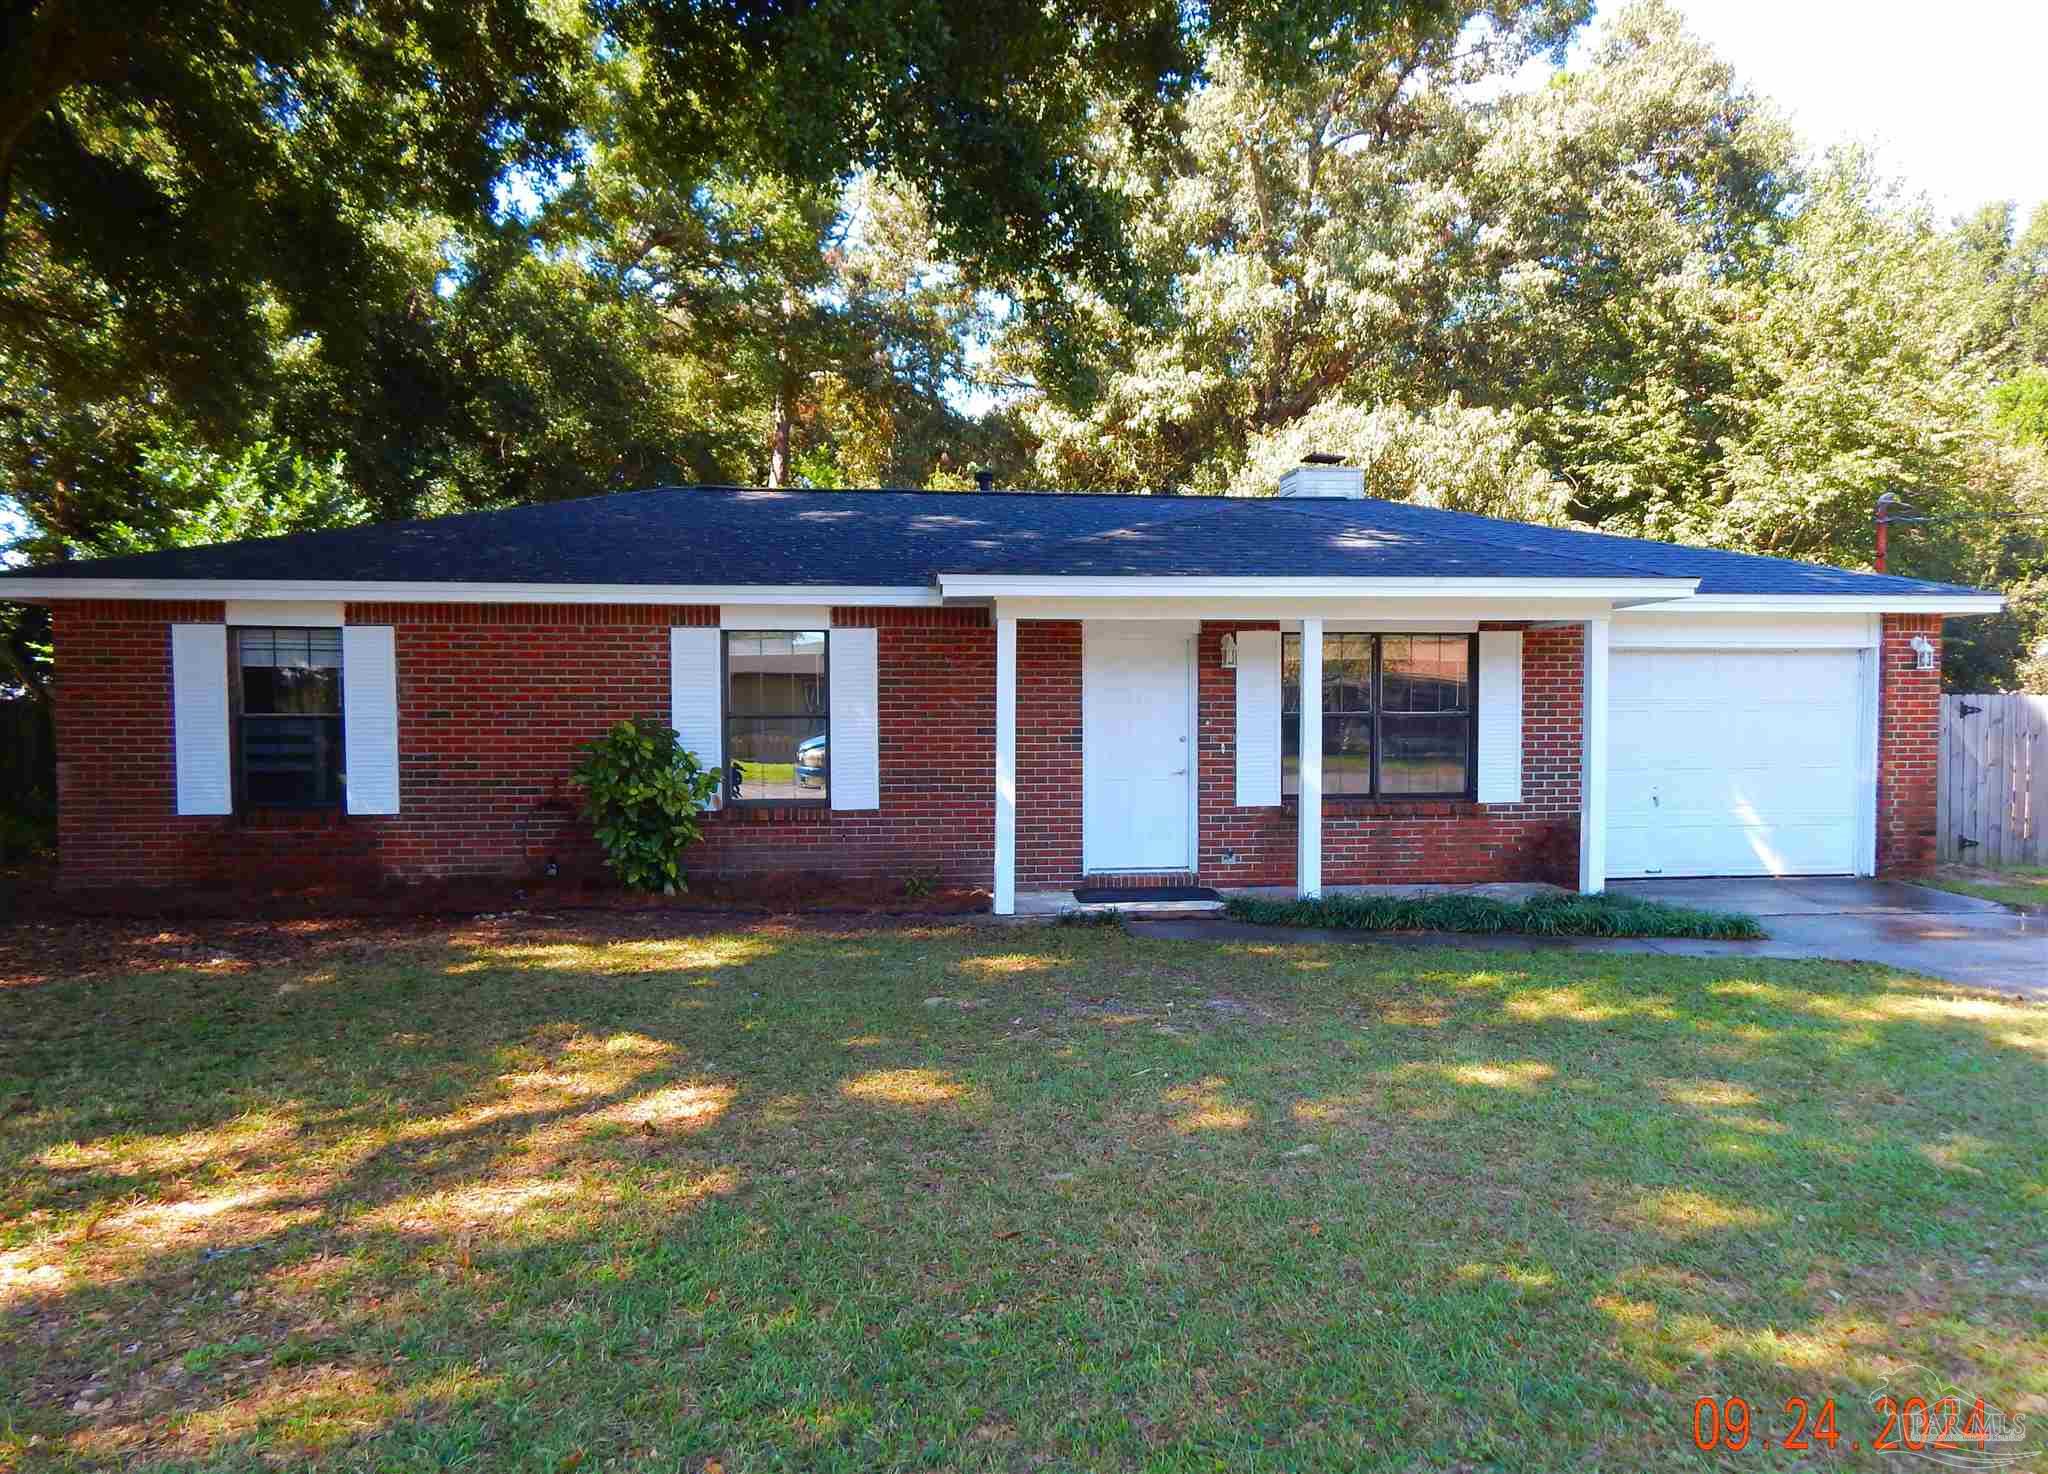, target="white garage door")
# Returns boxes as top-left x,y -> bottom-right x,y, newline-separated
1608,648 -> 1864,878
